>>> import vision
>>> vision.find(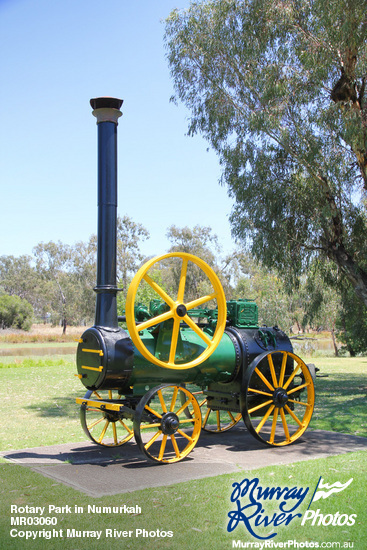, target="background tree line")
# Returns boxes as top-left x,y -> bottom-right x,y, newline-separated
0,215 -> 365,355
